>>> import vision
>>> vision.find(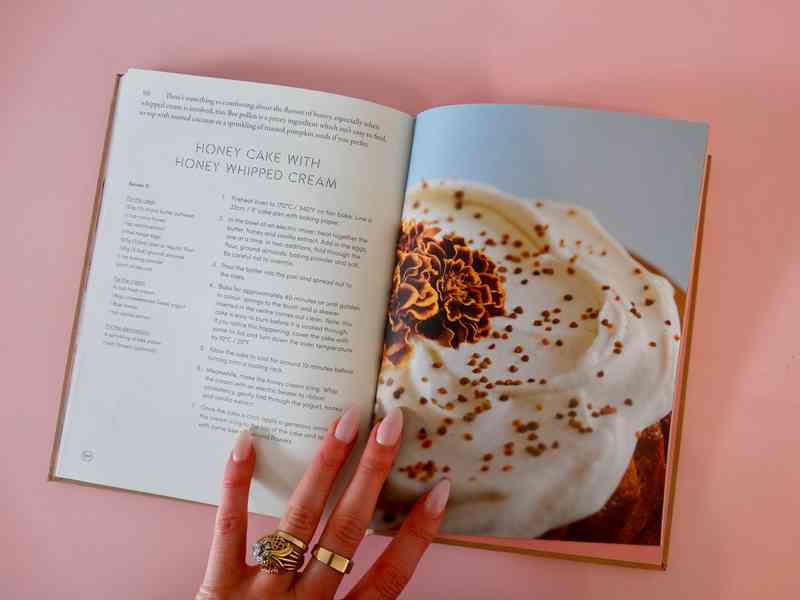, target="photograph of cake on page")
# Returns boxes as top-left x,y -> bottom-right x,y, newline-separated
371,104 -> 708,566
